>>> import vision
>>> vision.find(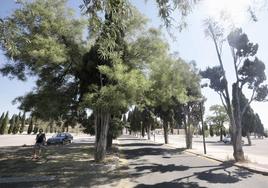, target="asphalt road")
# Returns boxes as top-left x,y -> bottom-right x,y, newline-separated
118,135 -> 268,188
154,134 -> 268,156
